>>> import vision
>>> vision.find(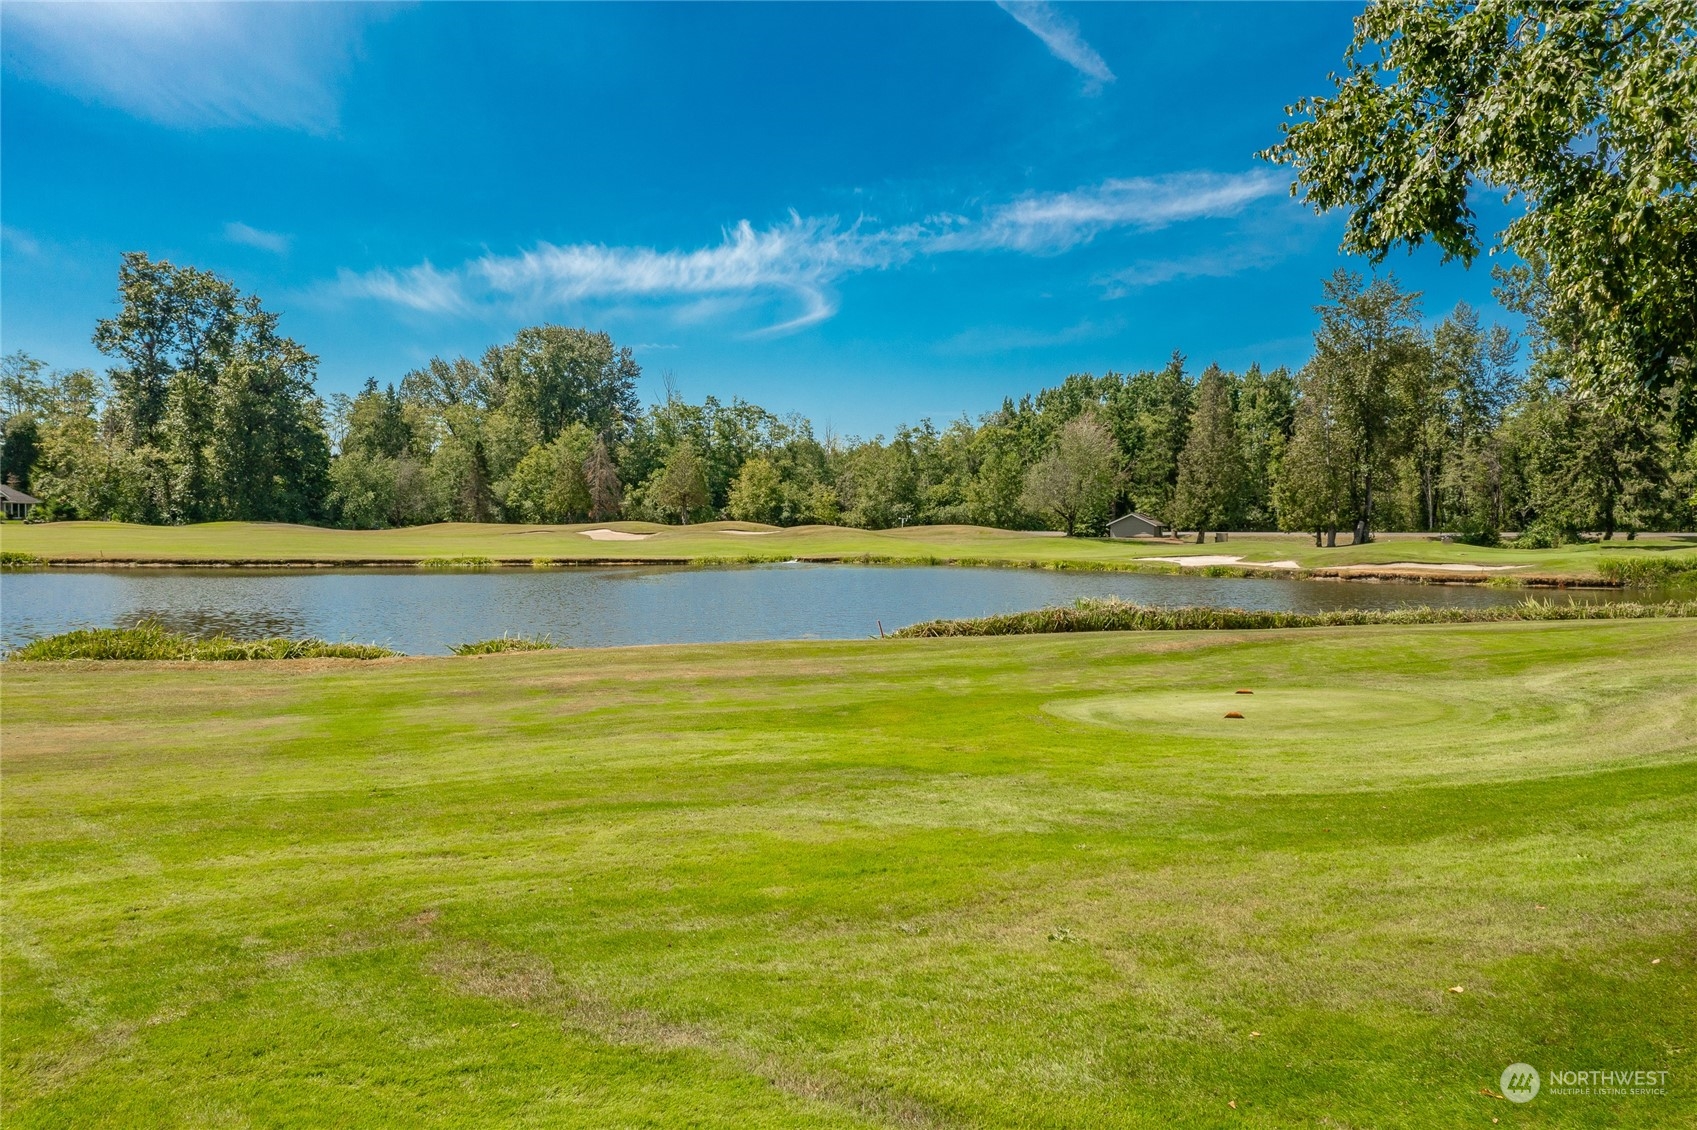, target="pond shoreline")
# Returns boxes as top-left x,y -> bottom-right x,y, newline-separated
1,553 -> 1627,587
2,561 -> 1663,655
